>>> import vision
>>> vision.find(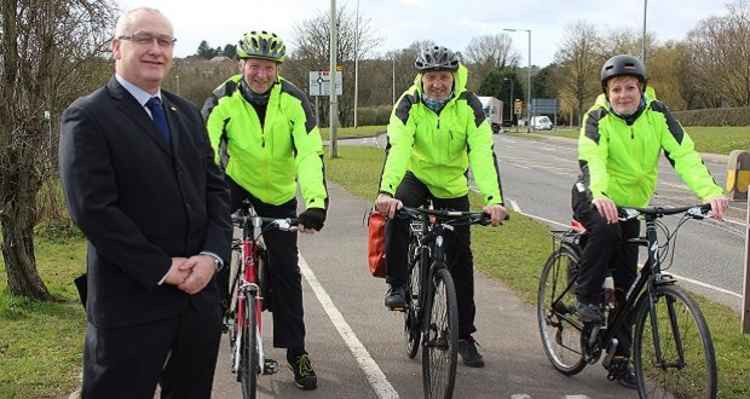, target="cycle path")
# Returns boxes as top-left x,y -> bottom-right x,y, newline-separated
209,181 -> 636,398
